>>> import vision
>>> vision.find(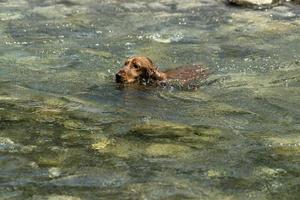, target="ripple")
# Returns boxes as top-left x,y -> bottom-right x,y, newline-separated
157,90 -> 211,103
